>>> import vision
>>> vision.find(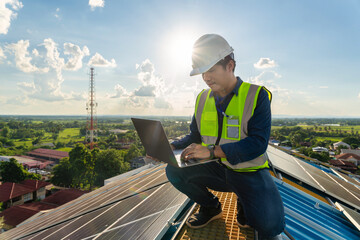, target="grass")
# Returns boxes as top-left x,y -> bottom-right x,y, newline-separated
56,147 -> 72,152
13,140 -> 33,147
315,137 -> 343,142
10,128 -> 84,149
272,125 -> 360,132
58,128 -> 84,142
